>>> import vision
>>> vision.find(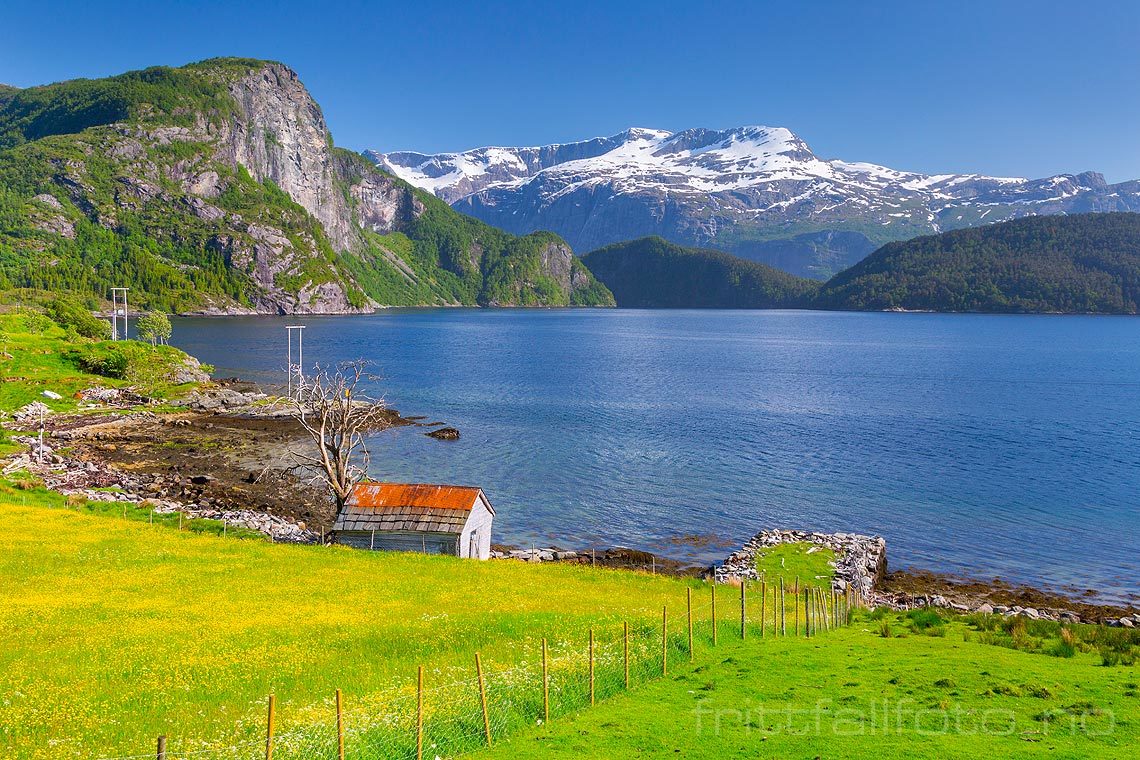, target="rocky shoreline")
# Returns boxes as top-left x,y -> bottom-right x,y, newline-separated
714,528 -> 1139,626
490,545 -> 691,574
